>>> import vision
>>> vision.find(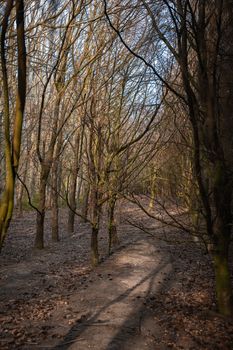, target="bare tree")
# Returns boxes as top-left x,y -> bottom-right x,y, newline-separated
0,0 -> 26,249
104,0 -> 233,315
